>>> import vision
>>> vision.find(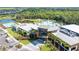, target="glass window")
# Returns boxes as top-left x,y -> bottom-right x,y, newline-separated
76,33 -> 79,36
65,46 -> 69,50
62,43 -> 69,50
71,47 -> 76,51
